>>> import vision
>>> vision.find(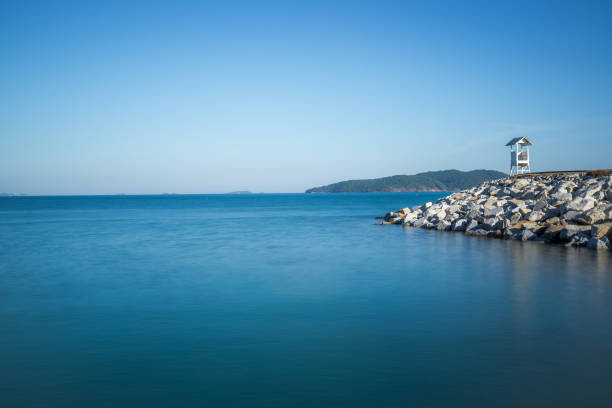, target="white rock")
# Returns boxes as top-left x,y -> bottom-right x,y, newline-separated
564,197 -> 596,213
